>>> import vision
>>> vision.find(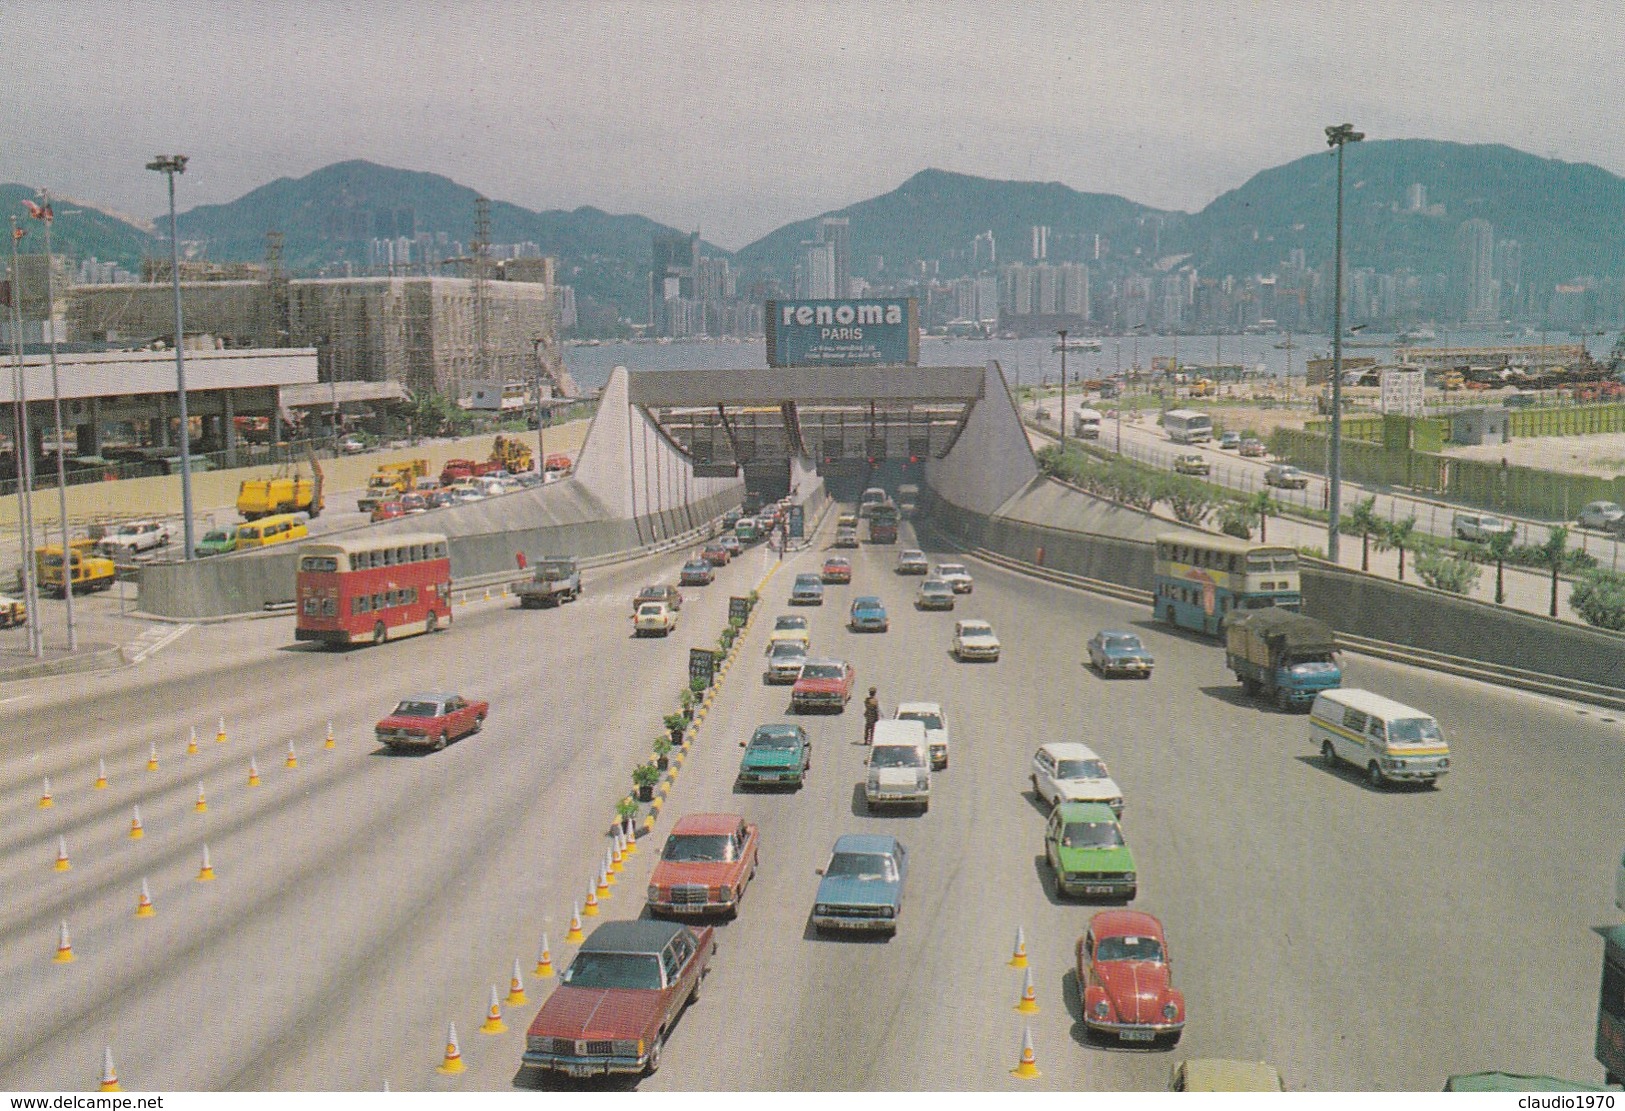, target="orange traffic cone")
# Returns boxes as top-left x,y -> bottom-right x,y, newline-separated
479,984 -> 507,1034
194,782 -> 208,813
566,904 -> 585,941
146,743 -> 160,772
583,884 -> 600,917
436,1022 -> 466,1075
1009,926 -> 1029,968
186,726 -> 198,755
285,741 -> 298,770
610,835 -> 624,873
98,1047 -> 121,1092
196,843 -> 215,882
506,958 -> 527,1006
324,722 -> 336,750
534,933 -> 555,978
621,817 -> 638,855
54,834 -> 72,872
595,863 -> 611,899
128,805 -> 145,840
53,919 -> 75,963
216,716 -> 227,744
93,759 -> 109,790
136,878 -> 155,918
1016,966 -> 1040,1013
38,775 -> 53,809
604,847 -> 618,883
247,757 -> 261,788
1011,1024 -> 1041,1079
